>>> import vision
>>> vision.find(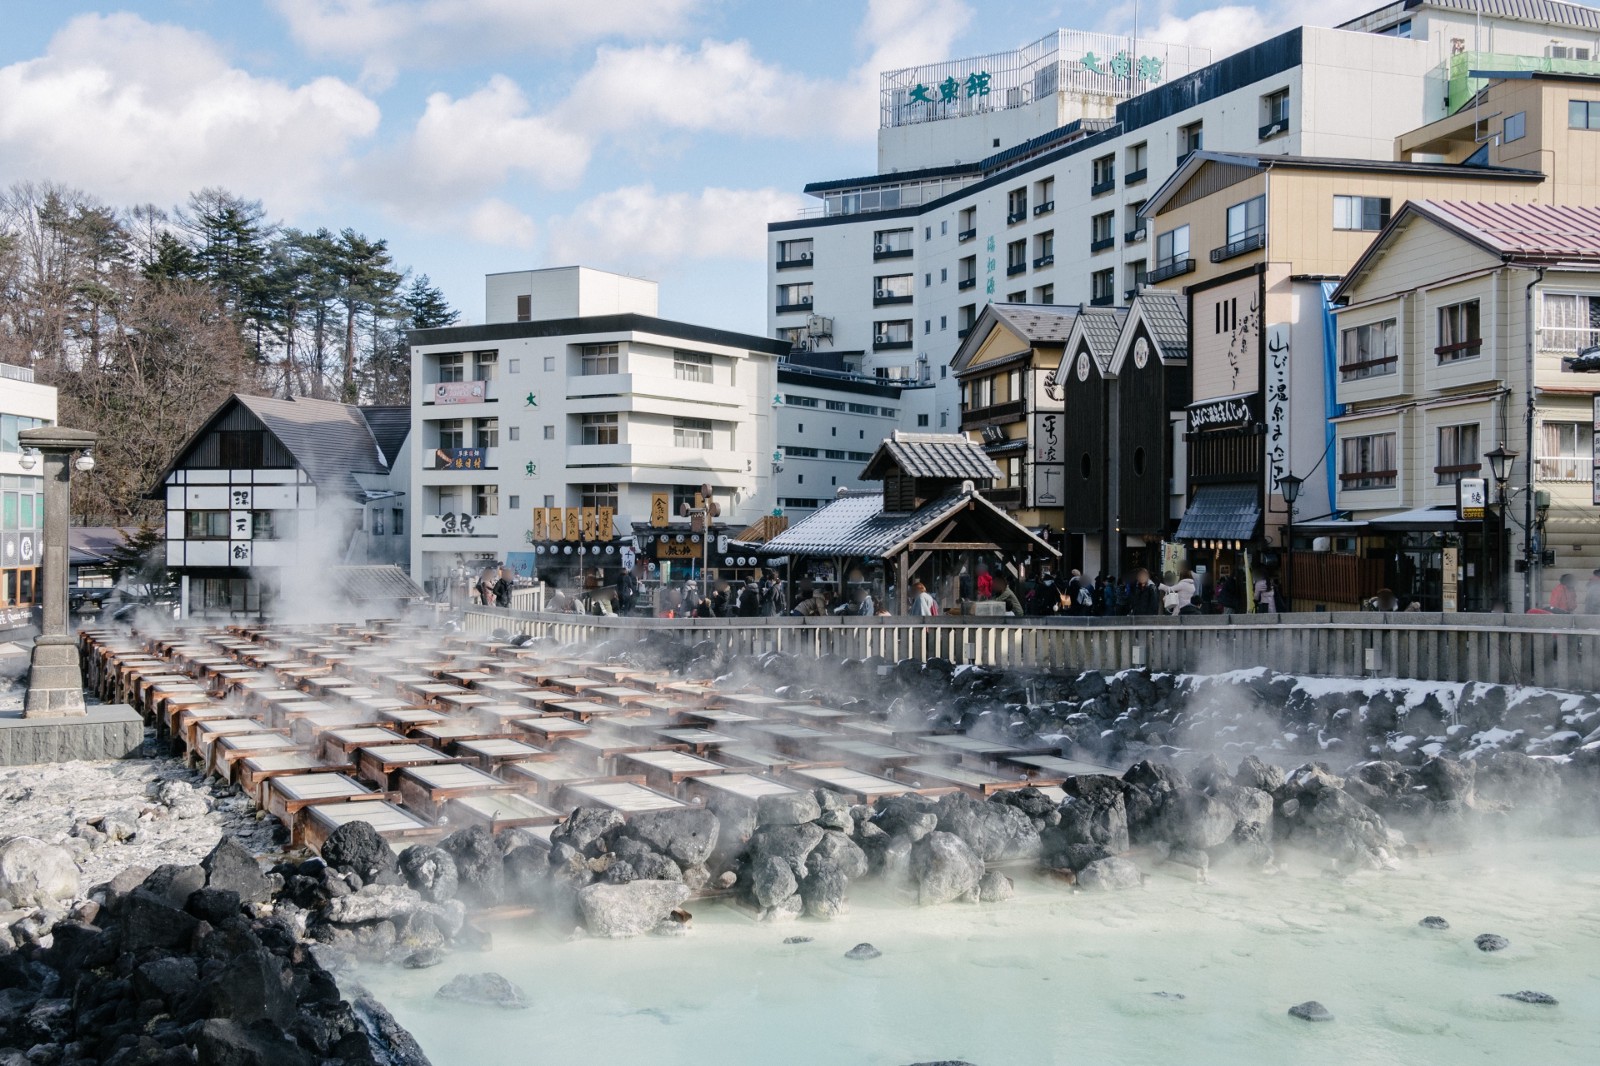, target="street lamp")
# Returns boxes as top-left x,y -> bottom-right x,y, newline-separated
1485,444 -> 1516,609
1277,473 -> 1303,613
